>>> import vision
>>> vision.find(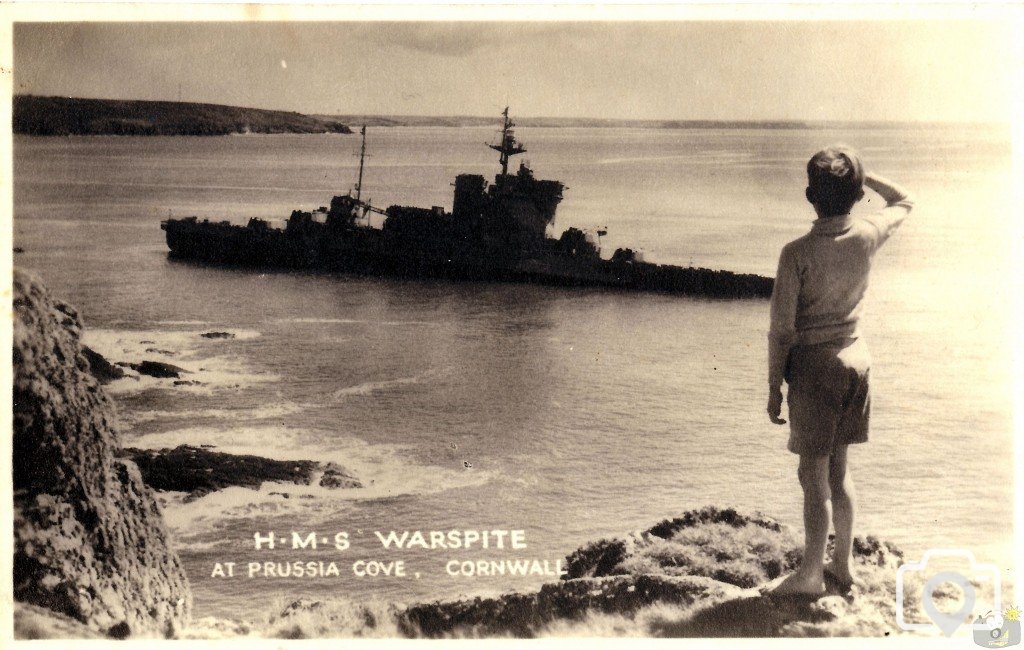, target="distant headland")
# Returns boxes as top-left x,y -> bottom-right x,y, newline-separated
13,95 -> 996,136
13,95 -> 353,136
